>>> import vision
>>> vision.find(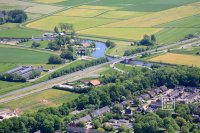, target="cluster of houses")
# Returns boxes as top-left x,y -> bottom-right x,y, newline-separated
68,105 -> 133,132
66,86 -> 200,132
56,79 -> 101,90
141,86 -> 200,113
4,66 -> 43,80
